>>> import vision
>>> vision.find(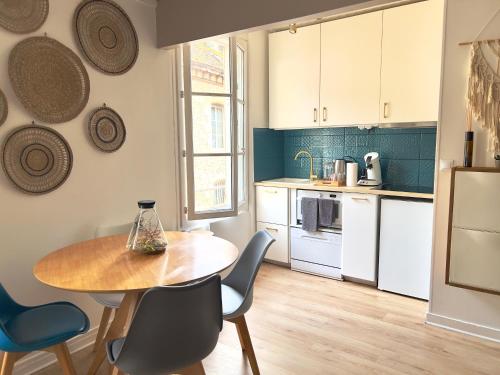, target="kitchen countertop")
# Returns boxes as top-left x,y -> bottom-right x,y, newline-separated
254,178 -> 434,200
